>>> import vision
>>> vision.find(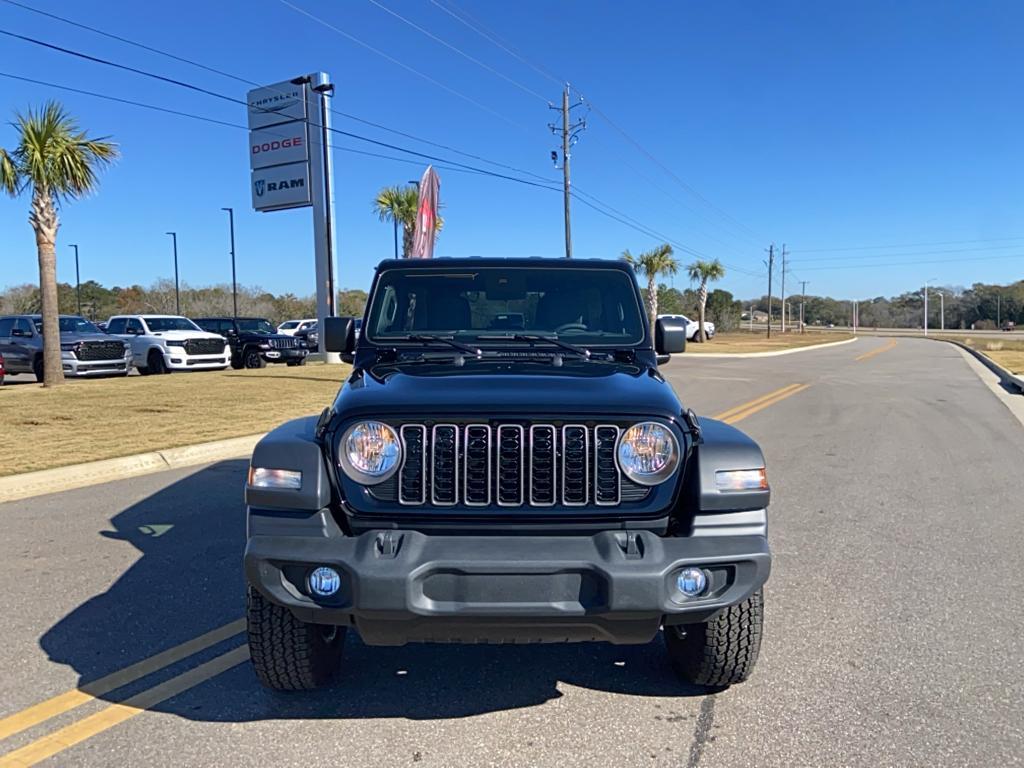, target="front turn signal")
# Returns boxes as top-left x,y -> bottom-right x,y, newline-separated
248,467 -> 302,490
714,468 -> 768,492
